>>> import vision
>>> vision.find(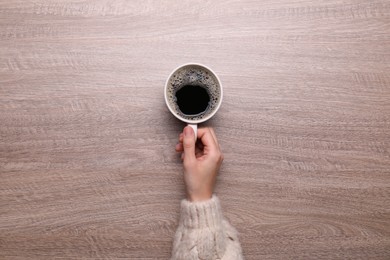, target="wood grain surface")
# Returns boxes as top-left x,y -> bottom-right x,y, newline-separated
1,0 -> 389,259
